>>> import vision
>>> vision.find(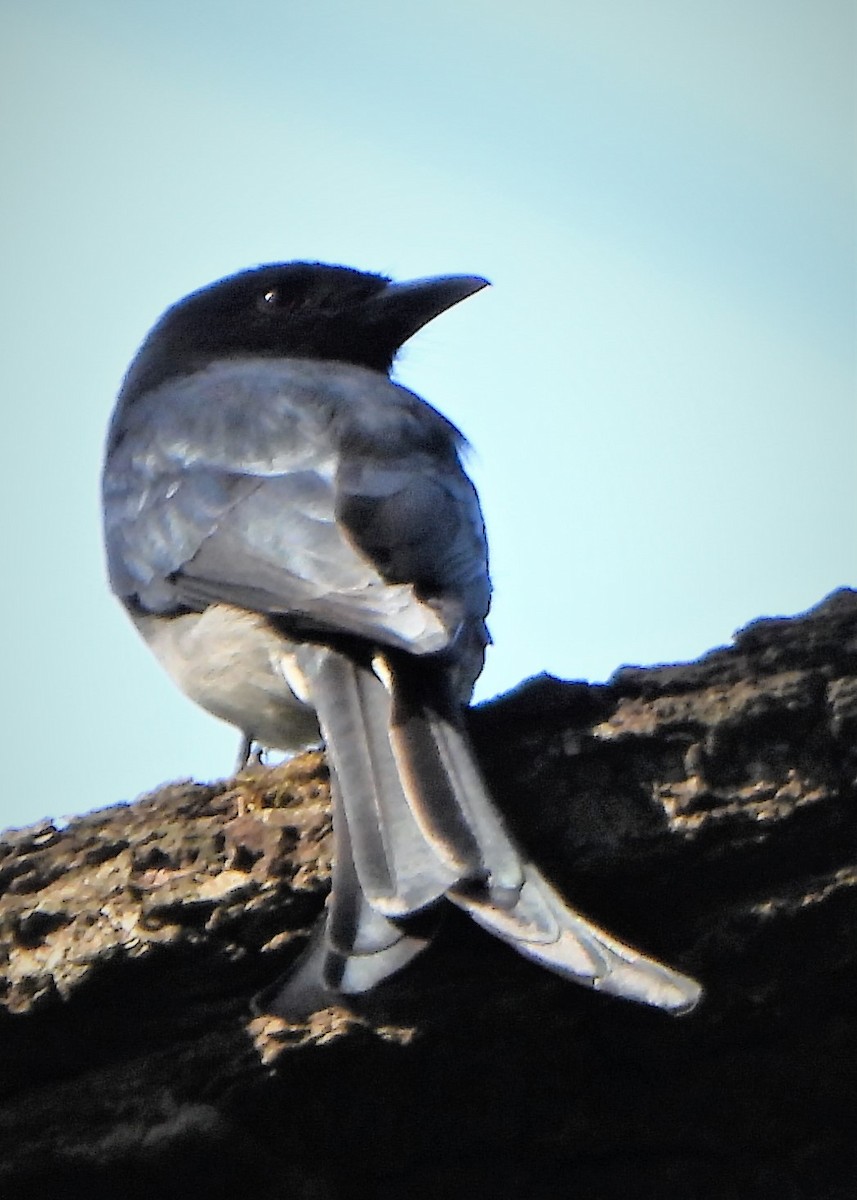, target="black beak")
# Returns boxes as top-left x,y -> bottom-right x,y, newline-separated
364,274 -> 490,347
